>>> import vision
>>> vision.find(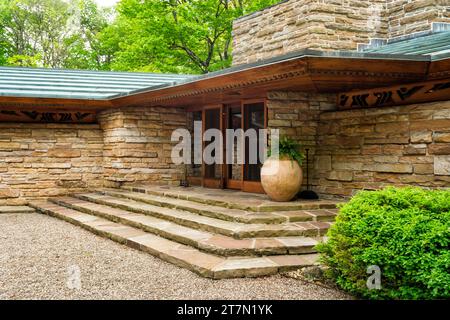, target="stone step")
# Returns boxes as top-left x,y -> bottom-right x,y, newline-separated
29,201 -> 319,279
101,189 -> 337,224
74,193 -> 331,239
50,197 -> 321,256
0,205 -> 35,214
122,185 -> 341,212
